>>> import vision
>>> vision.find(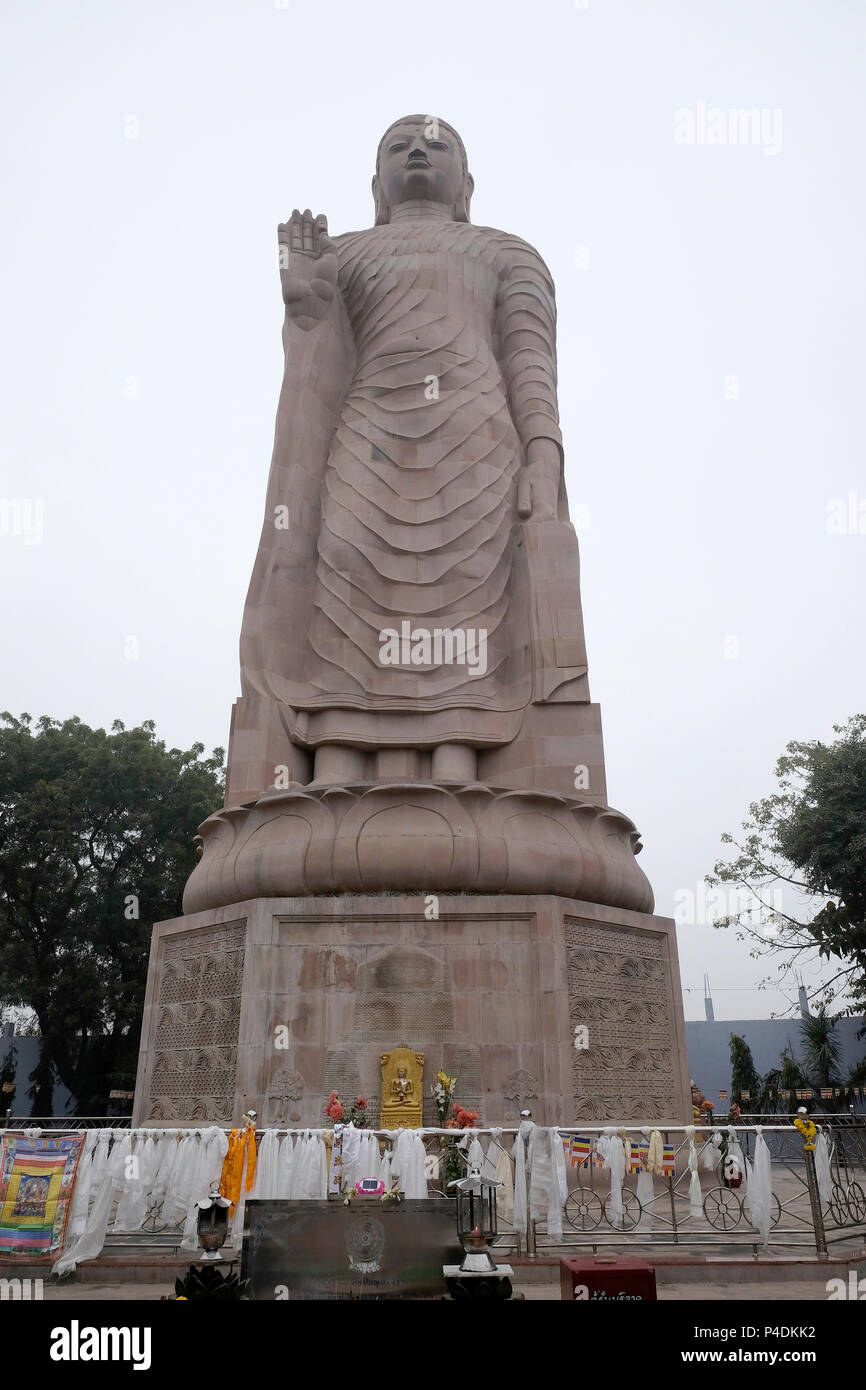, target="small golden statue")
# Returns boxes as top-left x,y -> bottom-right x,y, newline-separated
380,1047 -> 424,1129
